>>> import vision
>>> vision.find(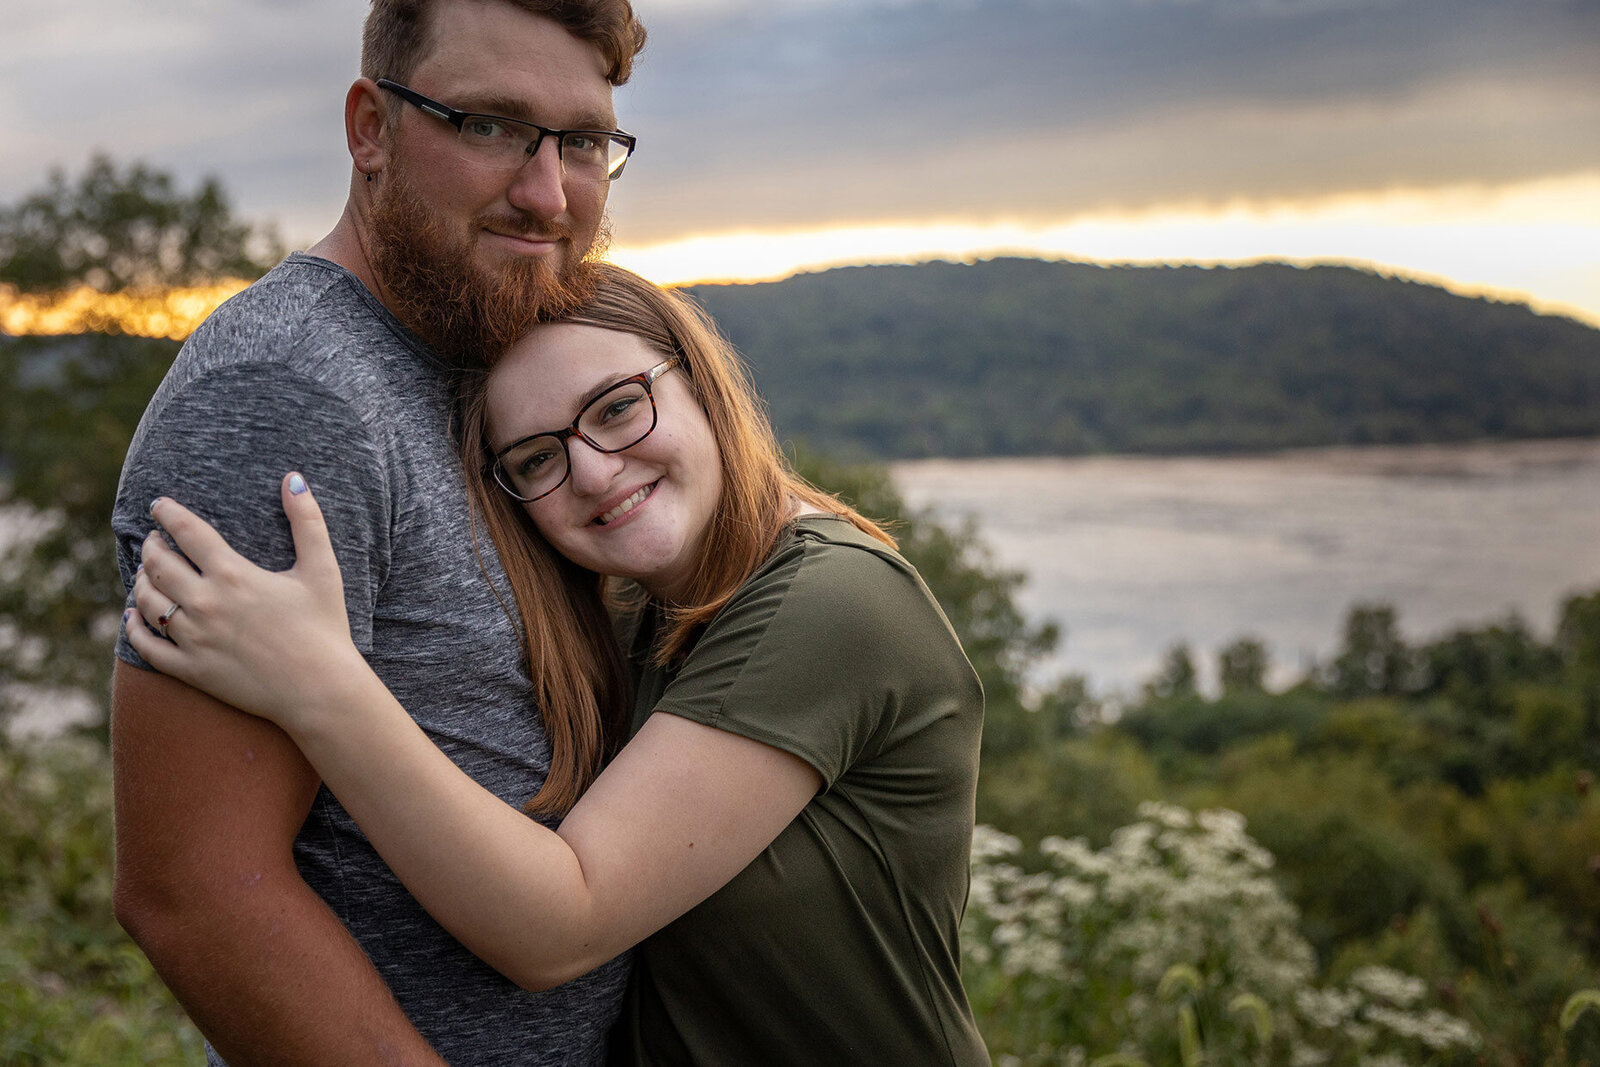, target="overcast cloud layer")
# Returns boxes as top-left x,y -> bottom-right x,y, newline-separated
3,0 -> 1597,246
